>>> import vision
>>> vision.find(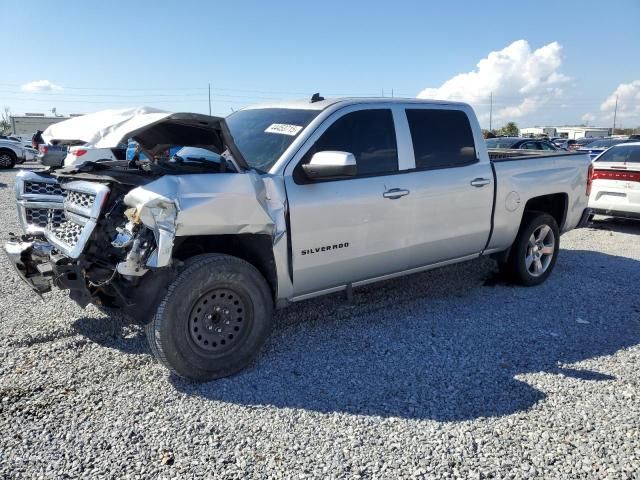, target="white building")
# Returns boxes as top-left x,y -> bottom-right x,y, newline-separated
10,113 -> 84,138
520,127 -> 558,137
520,125 -> 611,139
555,126 -> 610,140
